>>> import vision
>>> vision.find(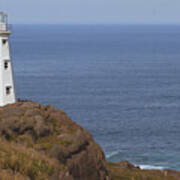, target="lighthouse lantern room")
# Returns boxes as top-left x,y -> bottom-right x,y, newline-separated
0,12 -> 16,106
